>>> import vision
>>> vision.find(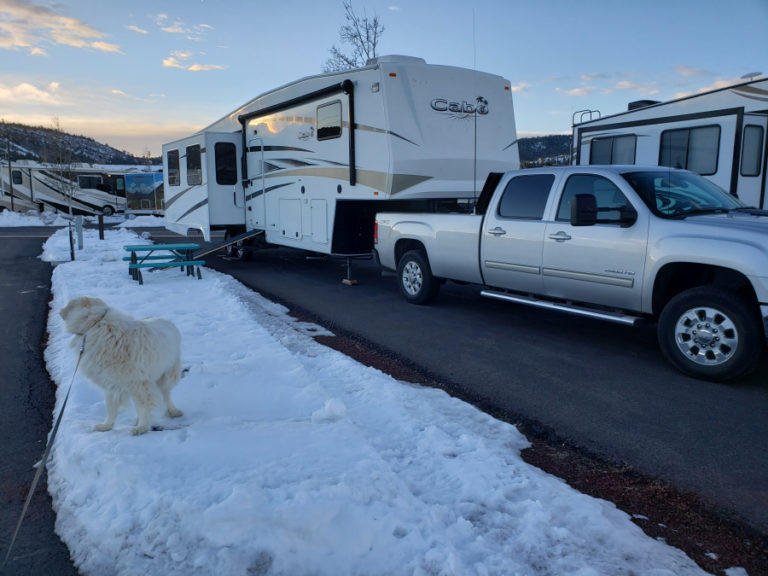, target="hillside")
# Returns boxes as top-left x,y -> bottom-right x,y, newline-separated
1,122 -> 159,165
1,122 -> 570,167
